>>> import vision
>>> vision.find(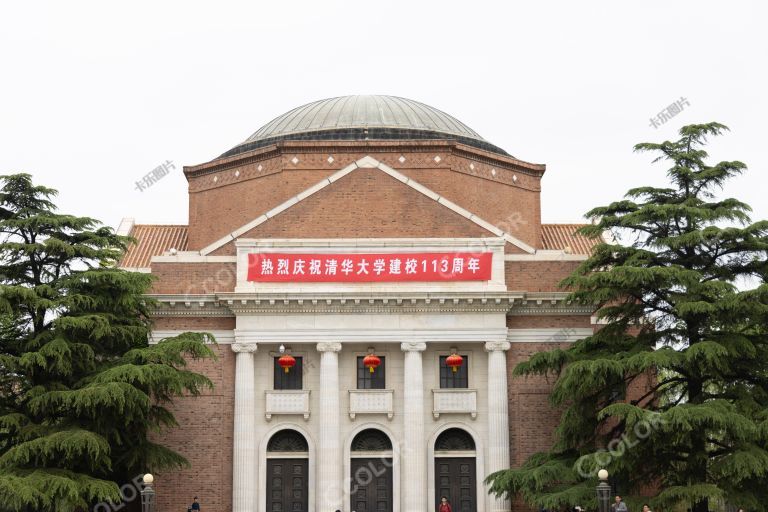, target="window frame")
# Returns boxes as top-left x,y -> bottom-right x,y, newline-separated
439,354 -> 469,389
356,355 -> 386,390
273,355 -> 304,390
